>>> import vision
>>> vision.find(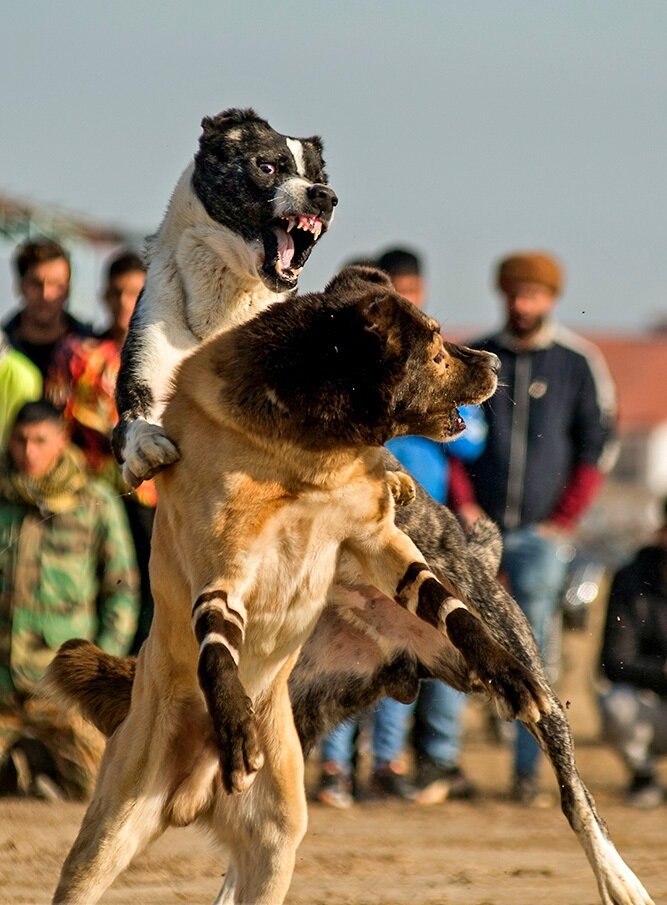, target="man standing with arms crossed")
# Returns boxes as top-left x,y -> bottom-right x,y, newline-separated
451,251 -> 616,805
